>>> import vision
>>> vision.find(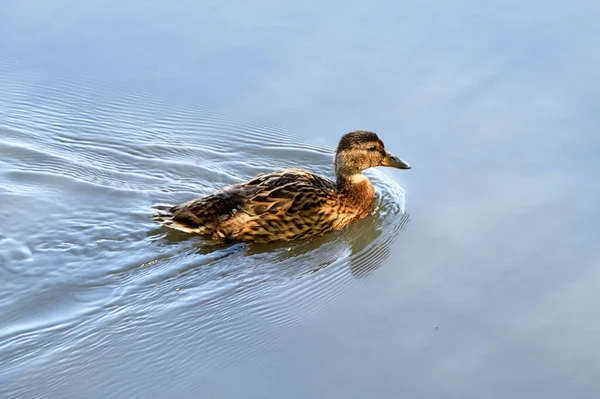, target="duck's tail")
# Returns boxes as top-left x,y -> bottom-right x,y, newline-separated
150,203 -> 207,234
150,203 -> 177,225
